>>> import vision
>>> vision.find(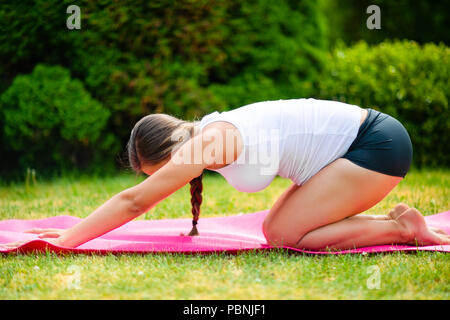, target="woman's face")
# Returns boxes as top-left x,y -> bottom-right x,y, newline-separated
141,157 -> 170,176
